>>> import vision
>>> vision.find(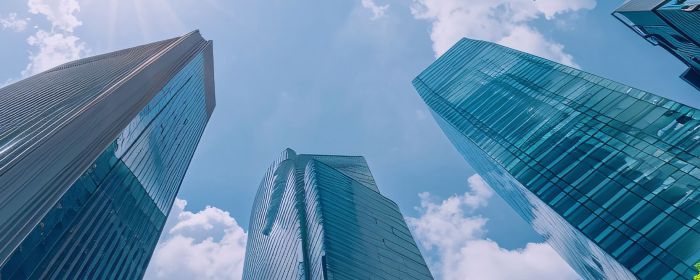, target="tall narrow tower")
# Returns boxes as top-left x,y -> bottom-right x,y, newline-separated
0,31 -> 215,279
414,38 -> 700,279
242,149 -> 433,280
